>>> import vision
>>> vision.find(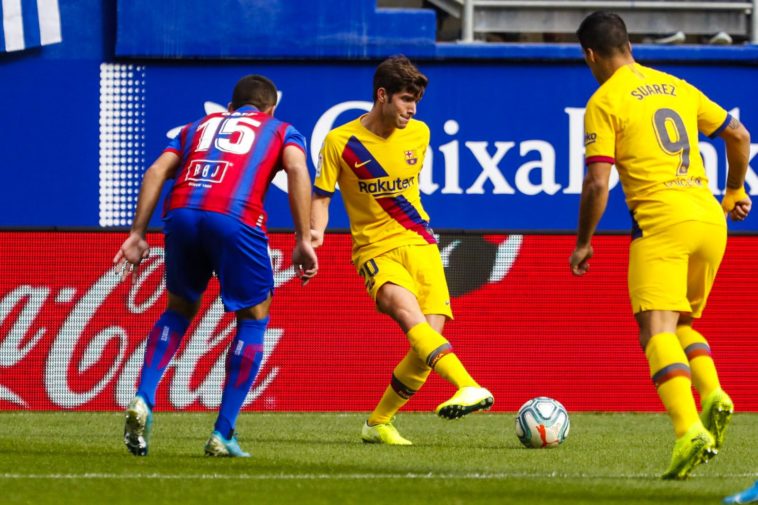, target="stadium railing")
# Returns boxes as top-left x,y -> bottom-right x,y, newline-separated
426,0 -> 758,43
